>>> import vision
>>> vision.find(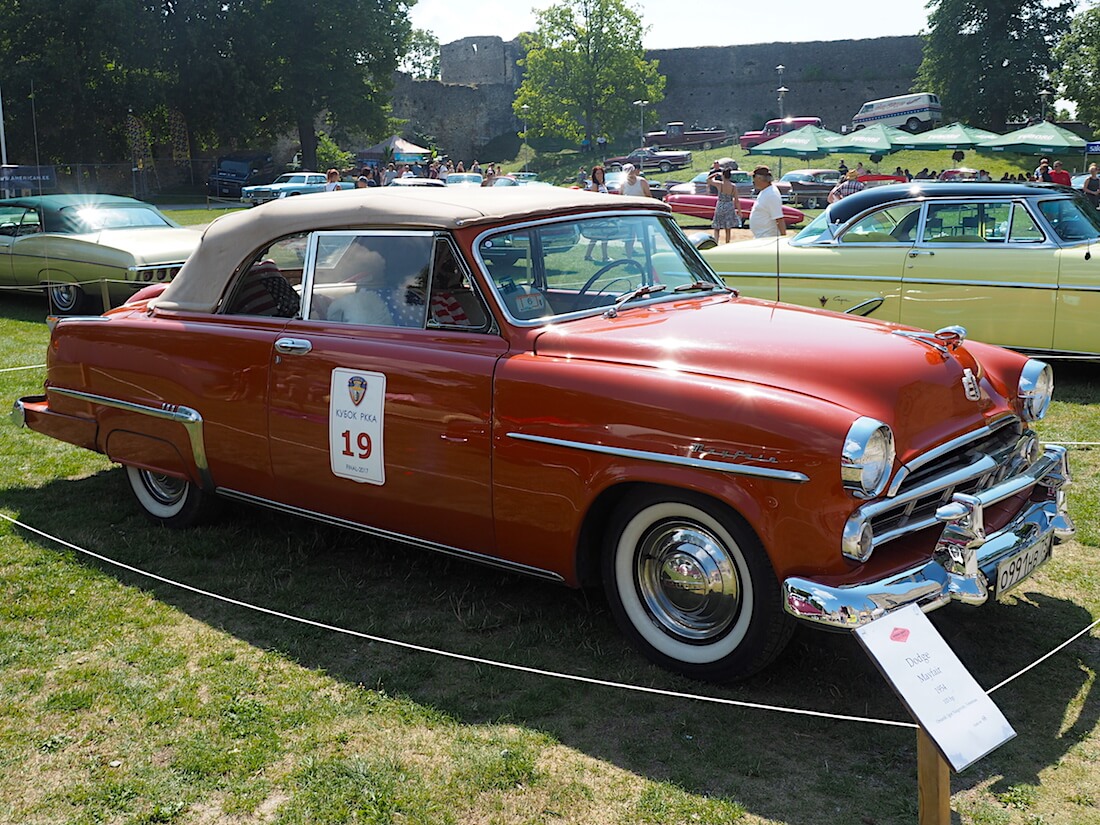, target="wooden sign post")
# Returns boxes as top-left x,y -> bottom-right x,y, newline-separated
855,604 -> 1017,824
